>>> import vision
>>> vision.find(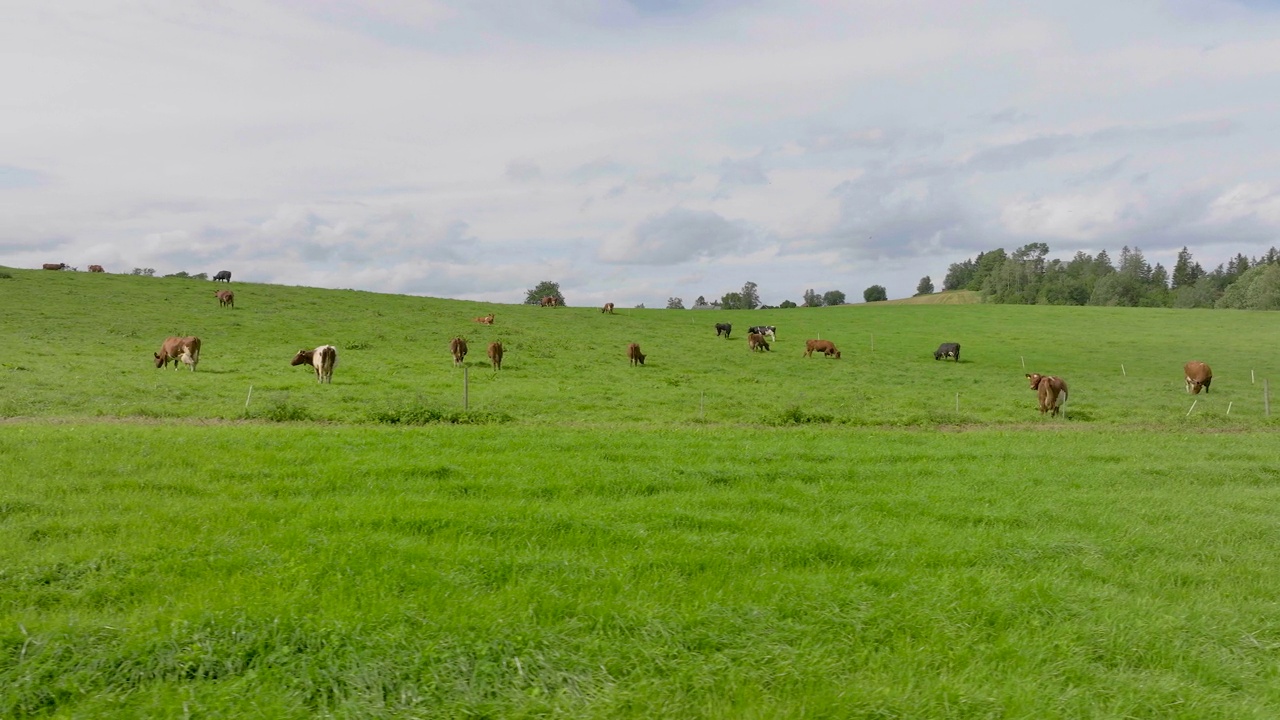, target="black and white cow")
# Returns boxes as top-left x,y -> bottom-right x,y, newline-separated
748,325 -> 777,341
715,323 -> 732,339
934,342 -> 960,361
